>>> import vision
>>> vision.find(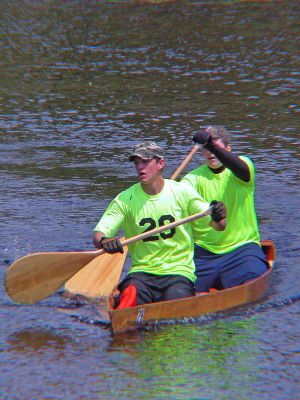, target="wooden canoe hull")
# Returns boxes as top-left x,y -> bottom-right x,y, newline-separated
107,240 -> 276,334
